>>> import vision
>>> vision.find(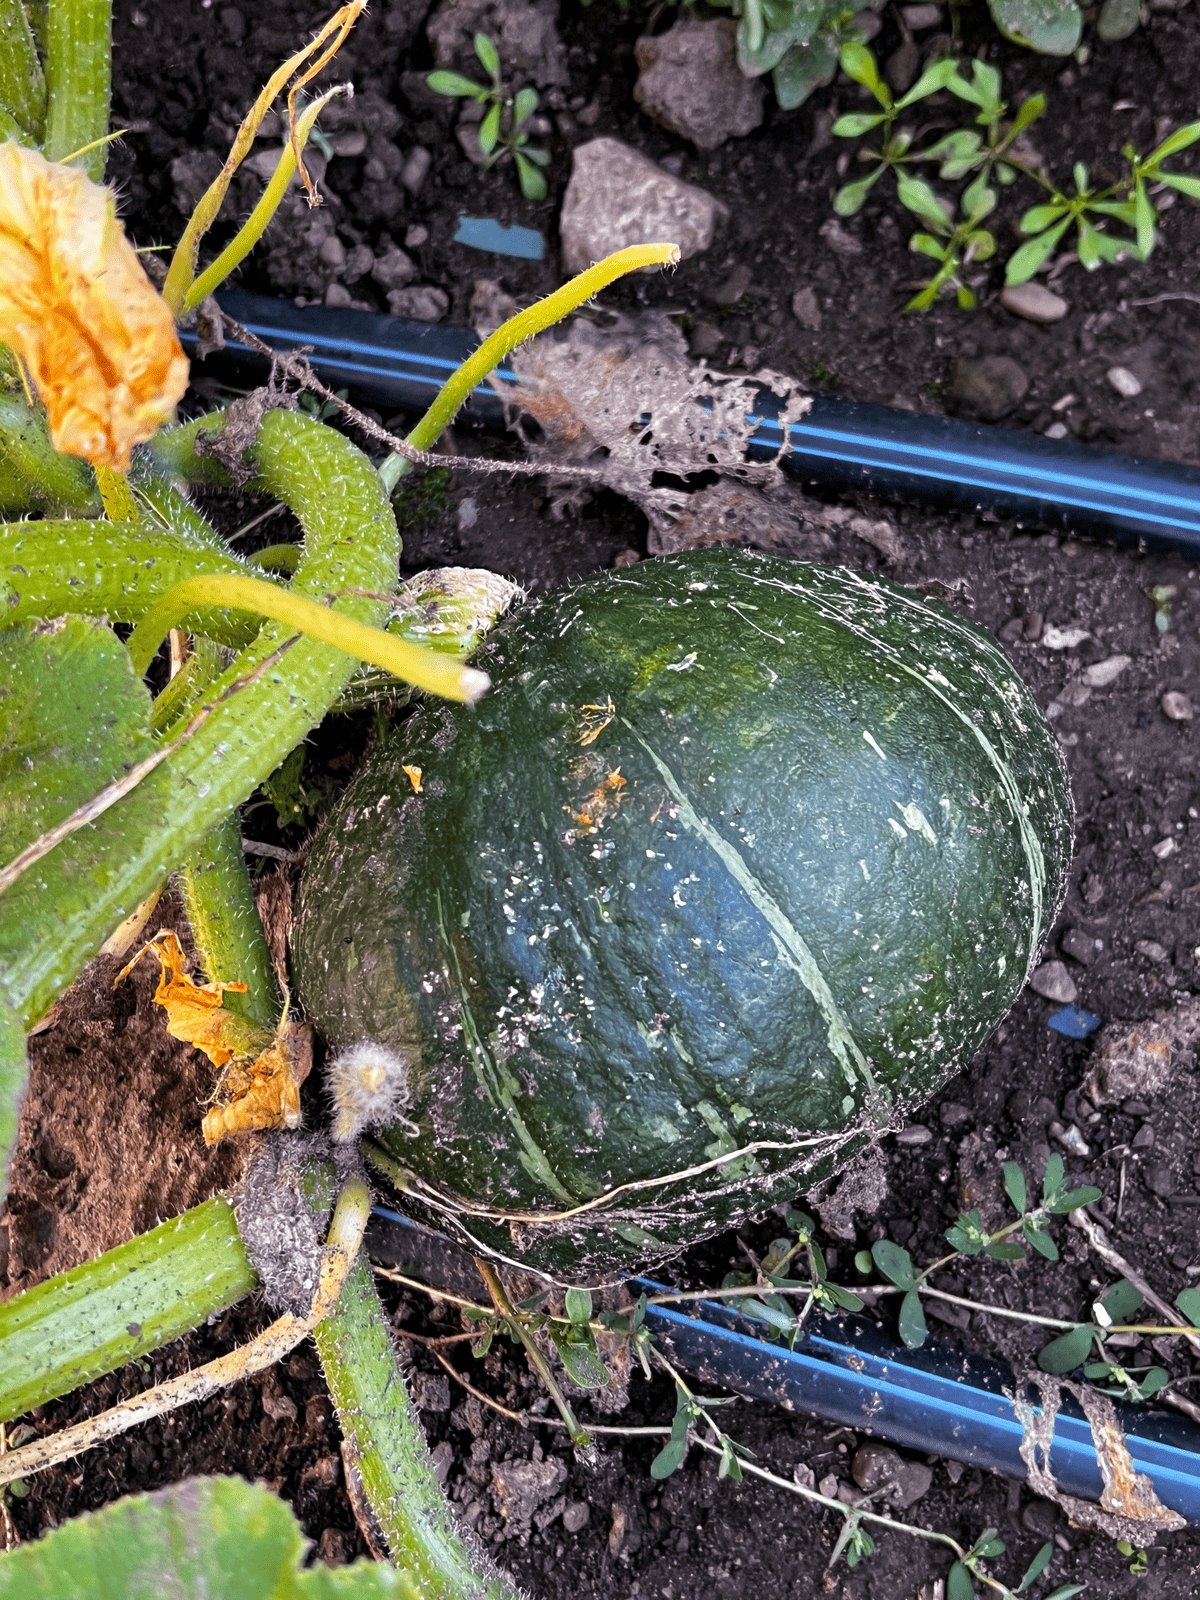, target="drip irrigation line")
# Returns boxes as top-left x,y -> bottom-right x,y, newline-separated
366,1207 -> 1200,1524
189,290 -> 1200,557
